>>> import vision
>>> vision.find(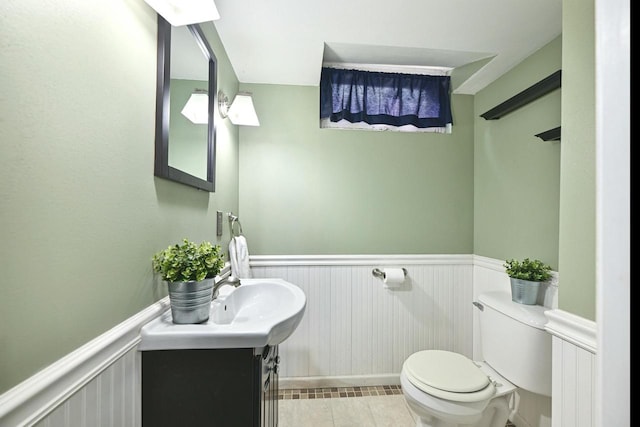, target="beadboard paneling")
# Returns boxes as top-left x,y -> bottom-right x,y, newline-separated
31,349 -> 140,427
546,309 -> 597,427
250,255 -> 474,382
